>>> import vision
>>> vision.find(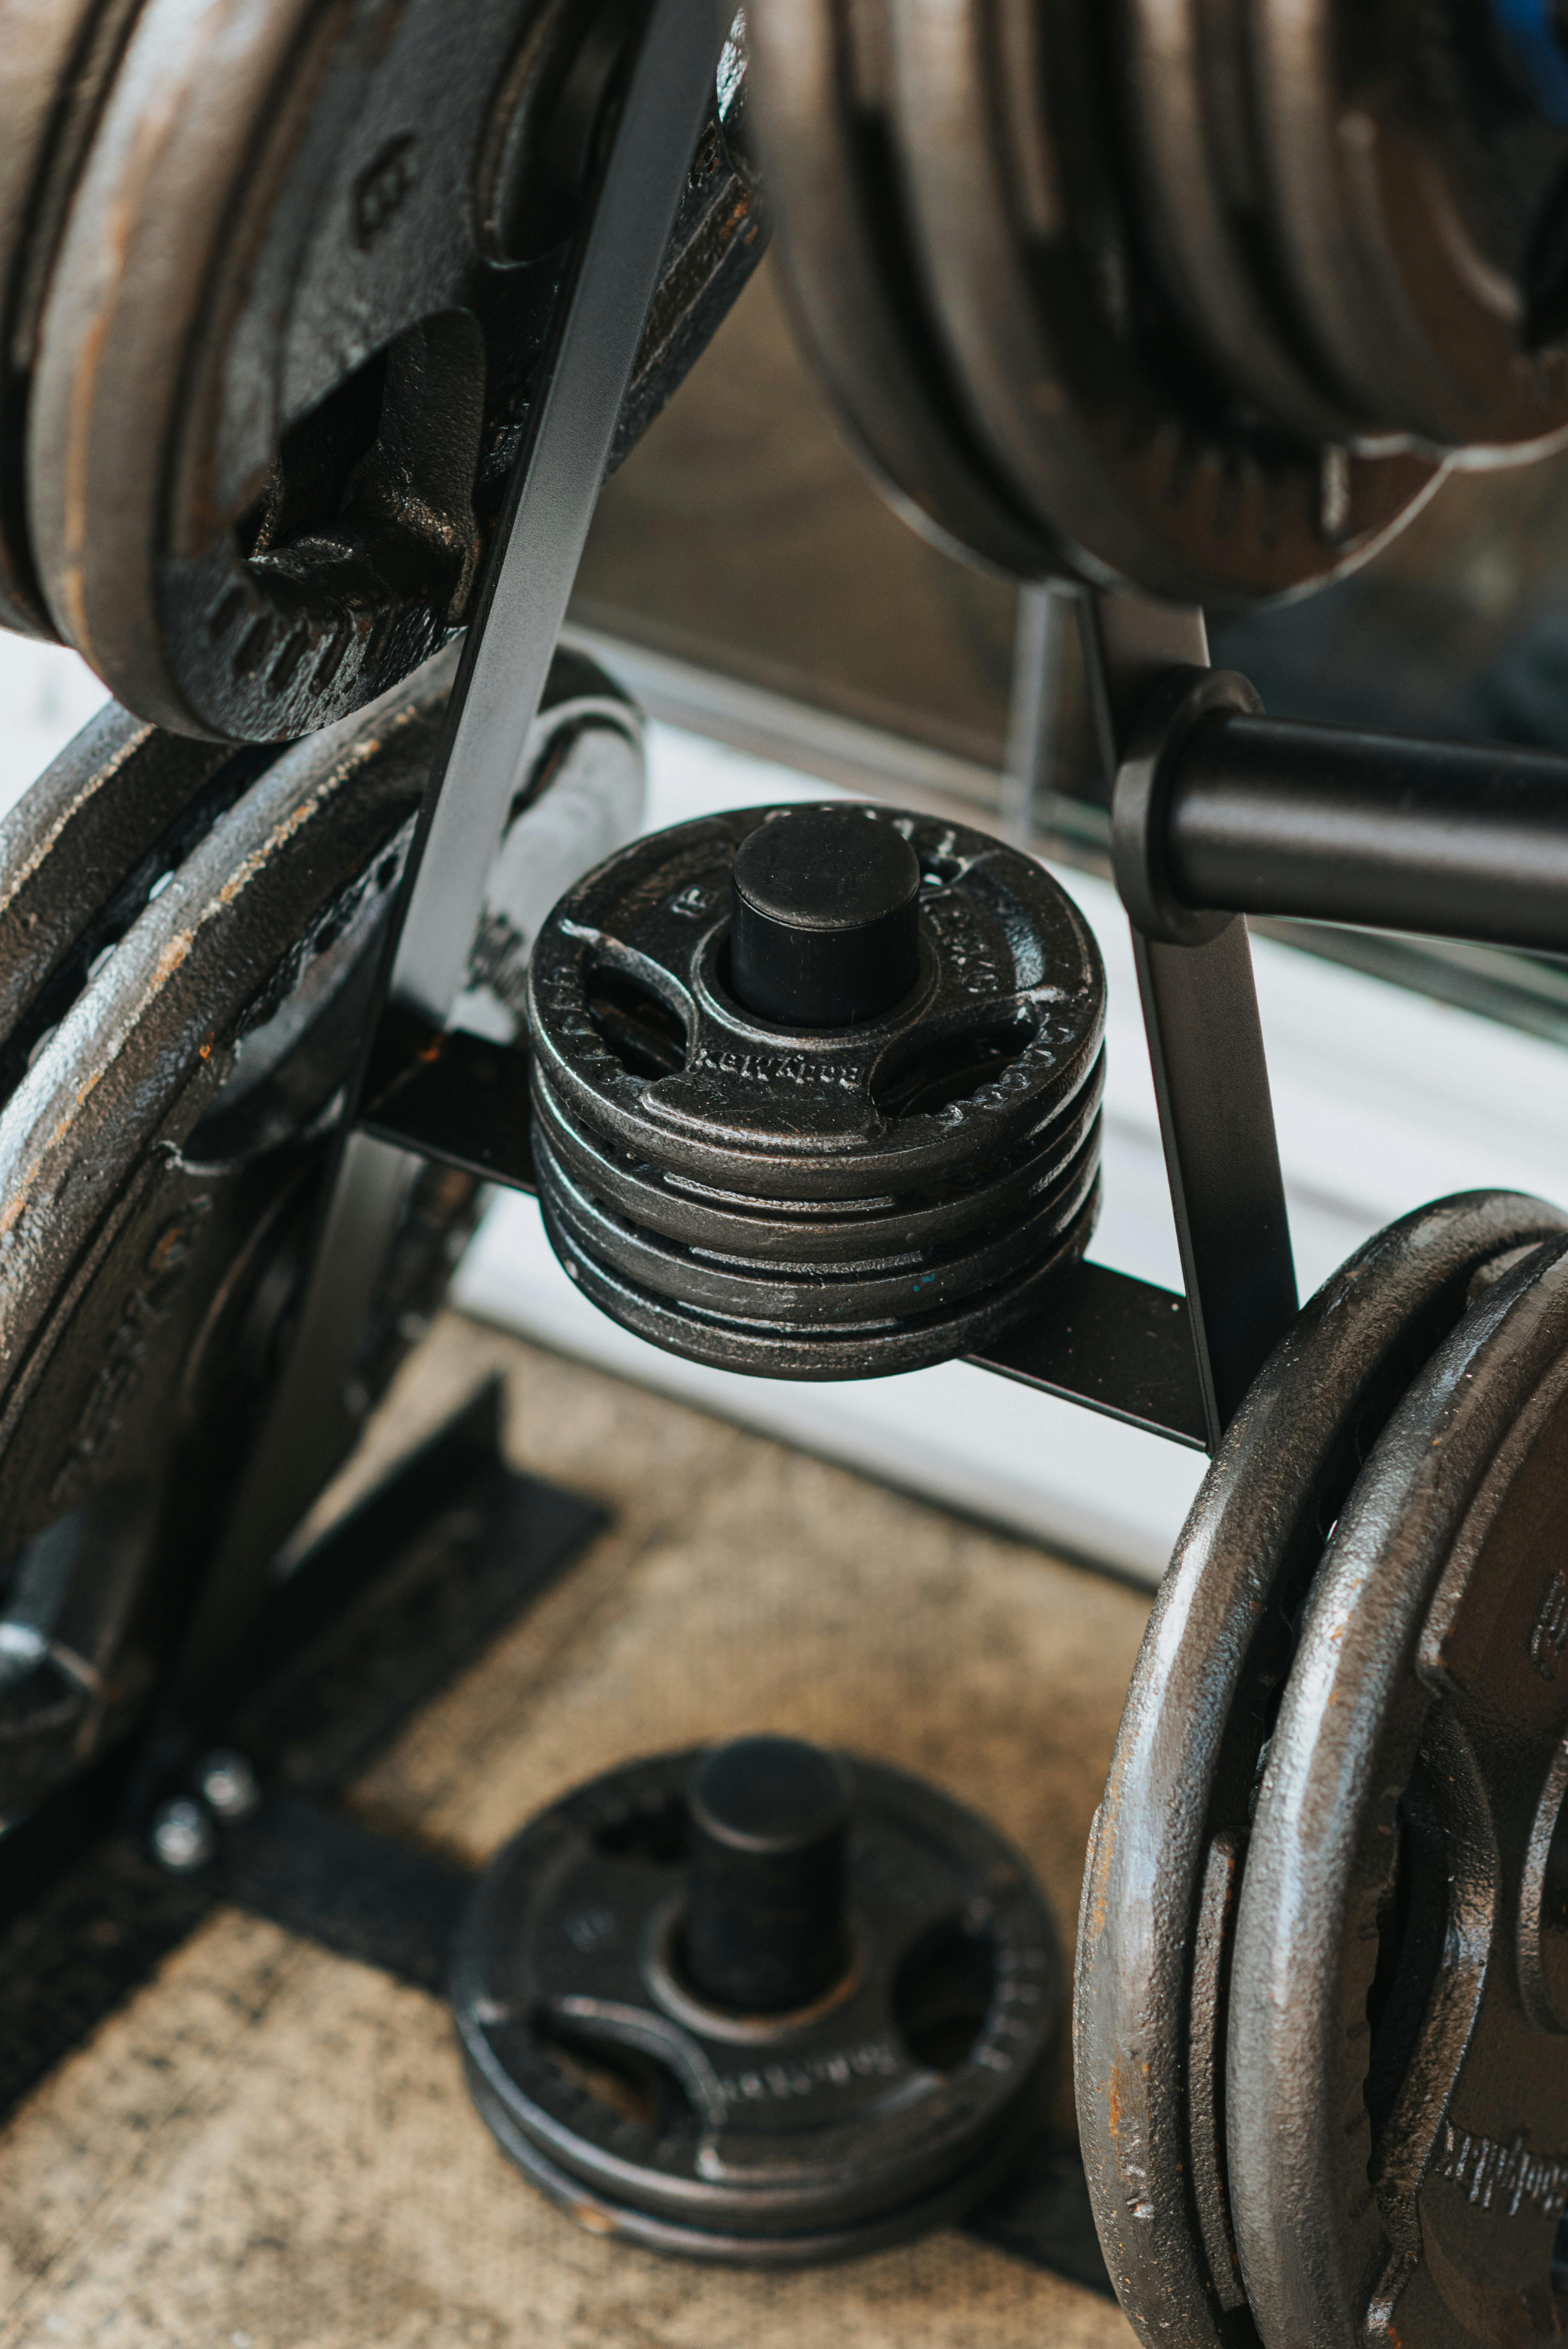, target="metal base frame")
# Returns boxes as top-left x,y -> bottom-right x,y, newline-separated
0,1381 -> 604,1966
